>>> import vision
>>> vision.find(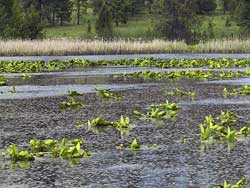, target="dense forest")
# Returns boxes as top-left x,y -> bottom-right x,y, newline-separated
0,0 -> 249,42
